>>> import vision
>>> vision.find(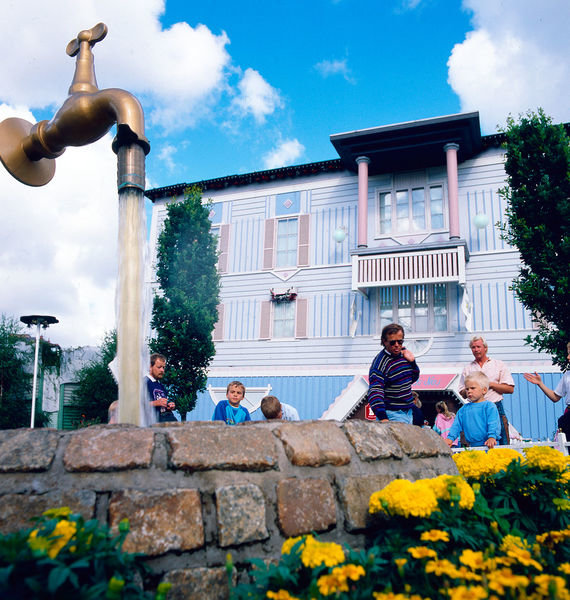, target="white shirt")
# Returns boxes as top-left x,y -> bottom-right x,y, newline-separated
280,402 -> 300,421
459,357 -> 514,404
555,371 -> 570,406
